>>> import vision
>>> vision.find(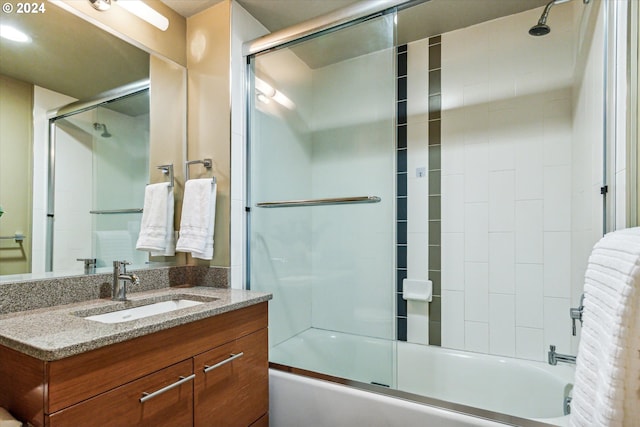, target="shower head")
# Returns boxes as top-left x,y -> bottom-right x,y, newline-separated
529,23 -> 551,36
528,0 -> 573,37
93,122 -> 112,138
